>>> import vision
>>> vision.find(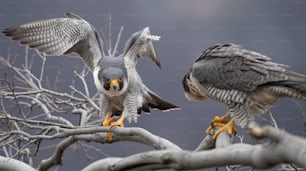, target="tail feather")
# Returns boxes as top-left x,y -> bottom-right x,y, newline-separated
286,83 -> 306,99
283,70 -> 306,99
266,81 -> 306,100
147,90 -> 180,111
262,65 -> 306,100
112,87 -> 180,115
285,70 -> 306,82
